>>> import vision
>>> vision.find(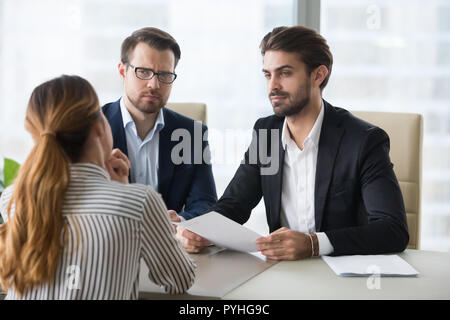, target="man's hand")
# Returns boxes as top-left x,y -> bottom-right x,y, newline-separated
105,148 -> 130,184
168,210 -> 181,233
175,226 -> 210,254
255,227 -> 314,261
168,210 -> 181,223
167,210 -> 210,253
